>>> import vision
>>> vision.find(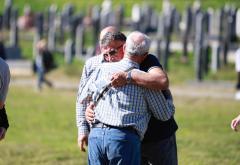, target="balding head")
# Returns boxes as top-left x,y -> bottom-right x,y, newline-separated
125,31 -> 151,57
99,26 -> 118,41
